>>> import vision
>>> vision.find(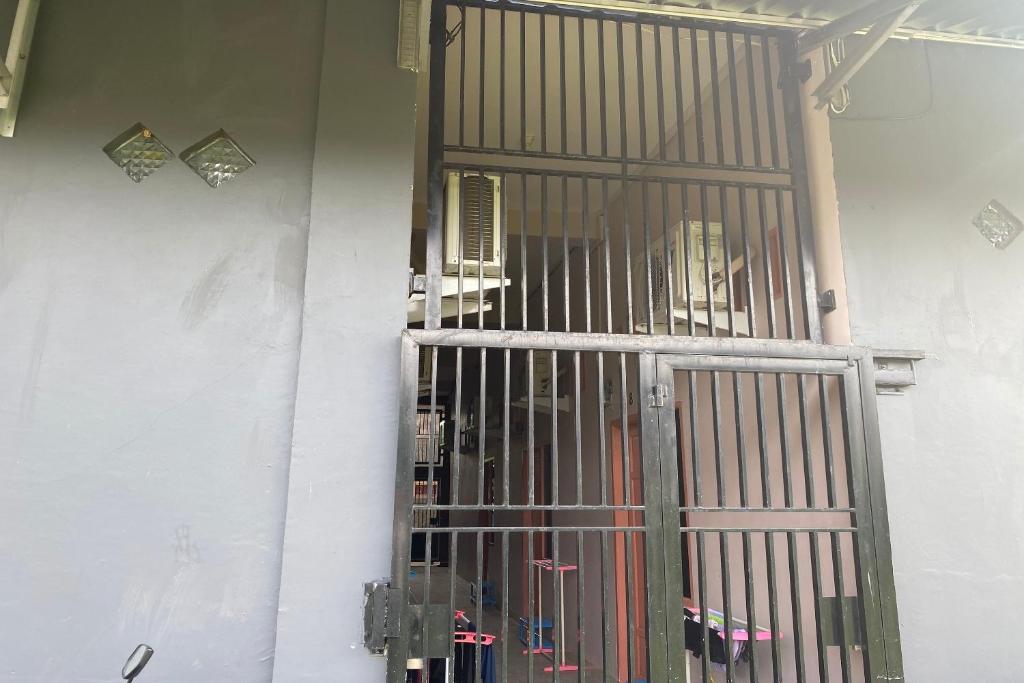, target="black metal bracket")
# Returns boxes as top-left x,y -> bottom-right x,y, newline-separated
819,595 -> 865,649
873,349 -> 925,395
363,580 -> 401,655
780,58 -> 813,88
818,289 -> 837,313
